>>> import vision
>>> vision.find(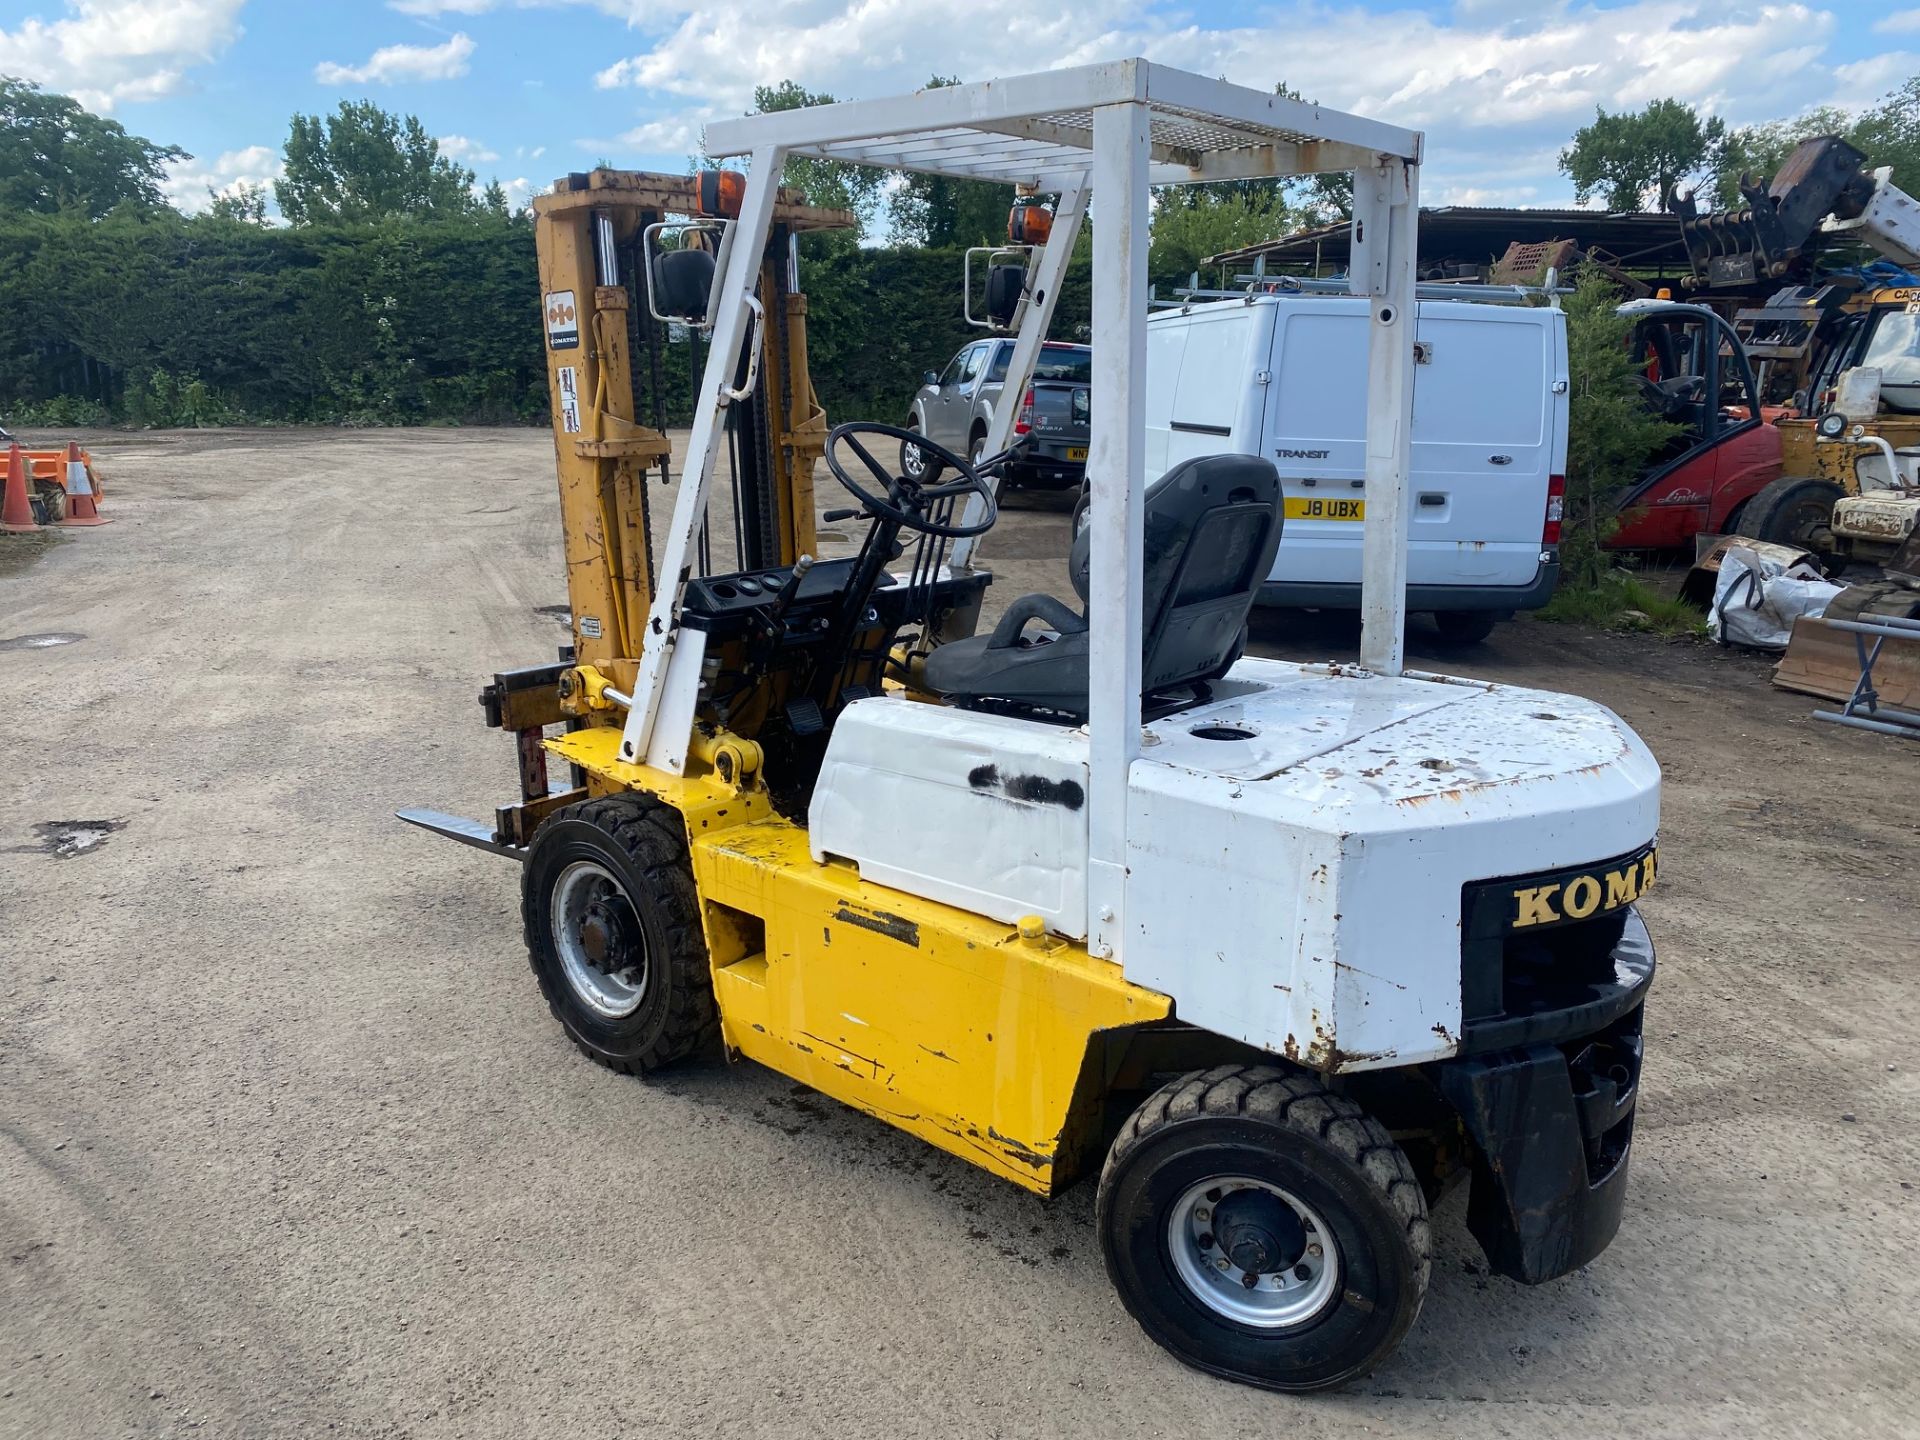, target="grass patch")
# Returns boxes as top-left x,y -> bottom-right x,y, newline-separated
1538,573 -> 1707,638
